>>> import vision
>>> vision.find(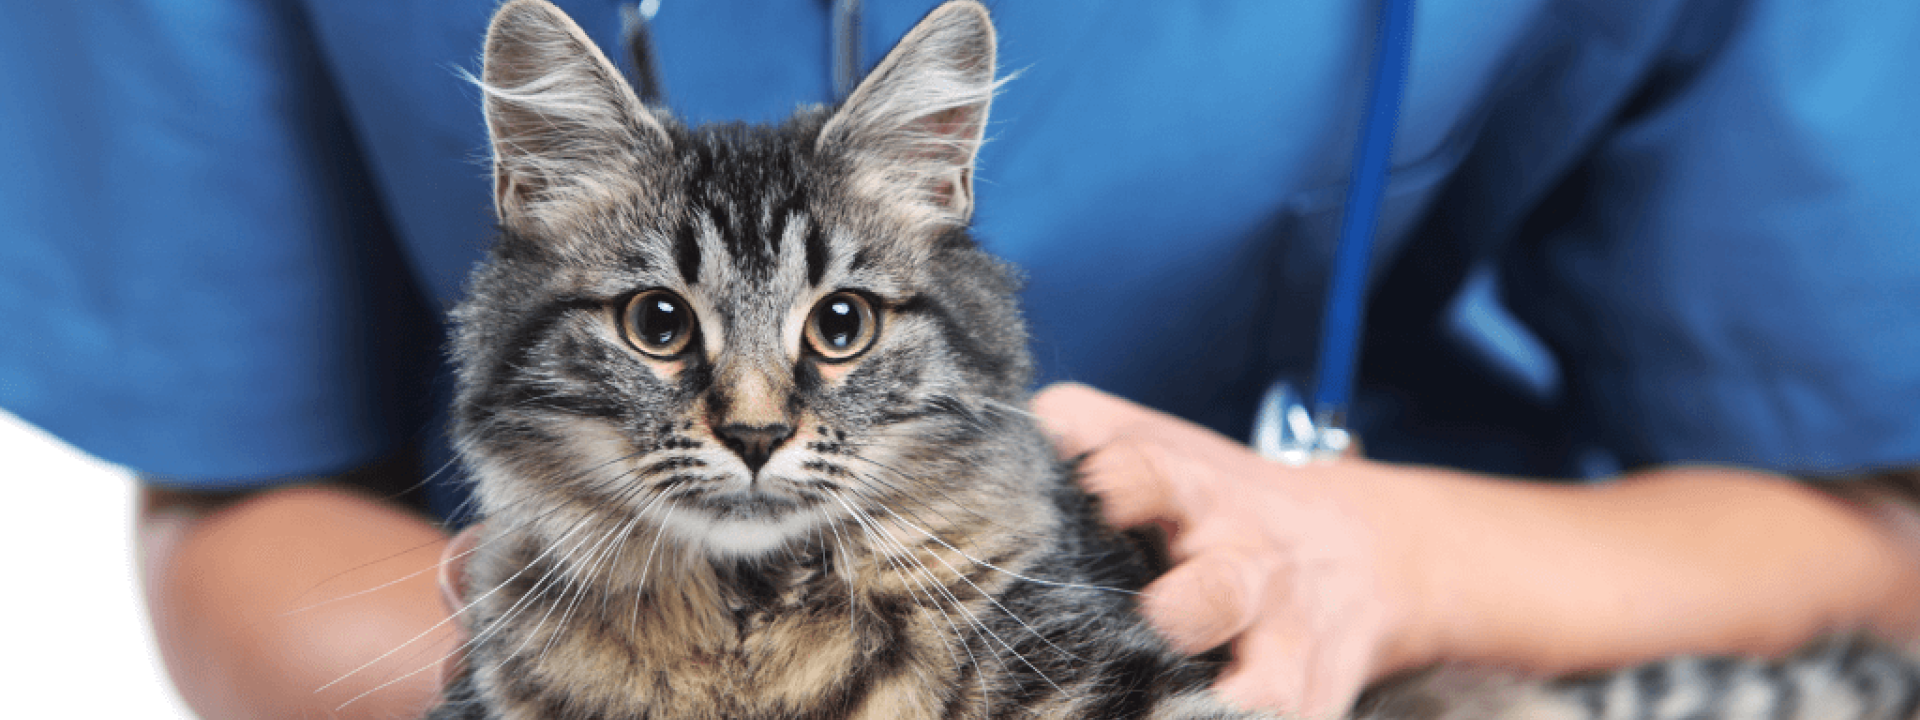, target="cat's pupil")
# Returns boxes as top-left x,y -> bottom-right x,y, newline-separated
621,289 -> 696,358
642,298 -> 684,345
820,300 -> 859,348
805,292 -> 874,360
